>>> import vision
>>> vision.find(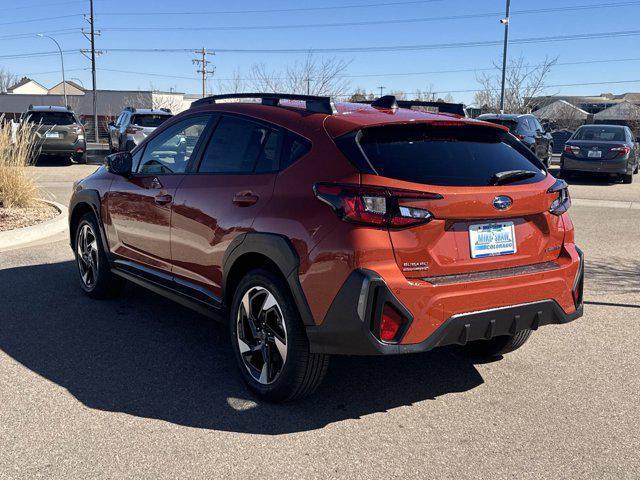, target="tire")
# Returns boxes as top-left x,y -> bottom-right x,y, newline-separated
622,172 -> 633,184
73,152 -> 87,164
634,163 -> 639,175
74,213 -> 125,299
230,269 -> 329,402
460,329 -> 533,358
